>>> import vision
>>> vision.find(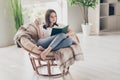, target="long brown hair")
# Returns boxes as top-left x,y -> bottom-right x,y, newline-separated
43,9 -> 58,29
